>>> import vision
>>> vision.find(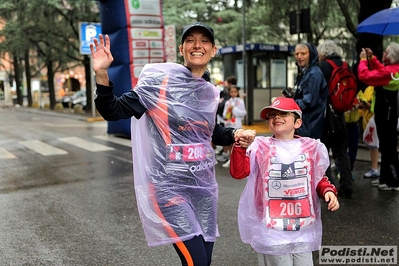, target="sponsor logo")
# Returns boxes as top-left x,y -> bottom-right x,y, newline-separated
177,120 -> 209,133
189,161 -> 213,173
284,187 -> 306,196
164,196 -> 186,207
